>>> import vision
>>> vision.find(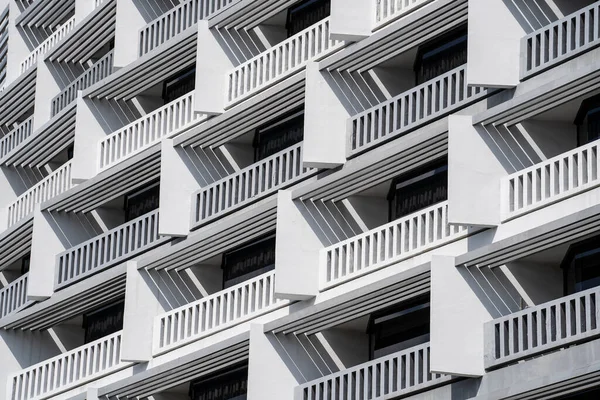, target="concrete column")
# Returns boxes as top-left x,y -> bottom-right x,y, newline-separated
330,0 -> 372,42
6,1 -> 30,86
75,0 -> 98,24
